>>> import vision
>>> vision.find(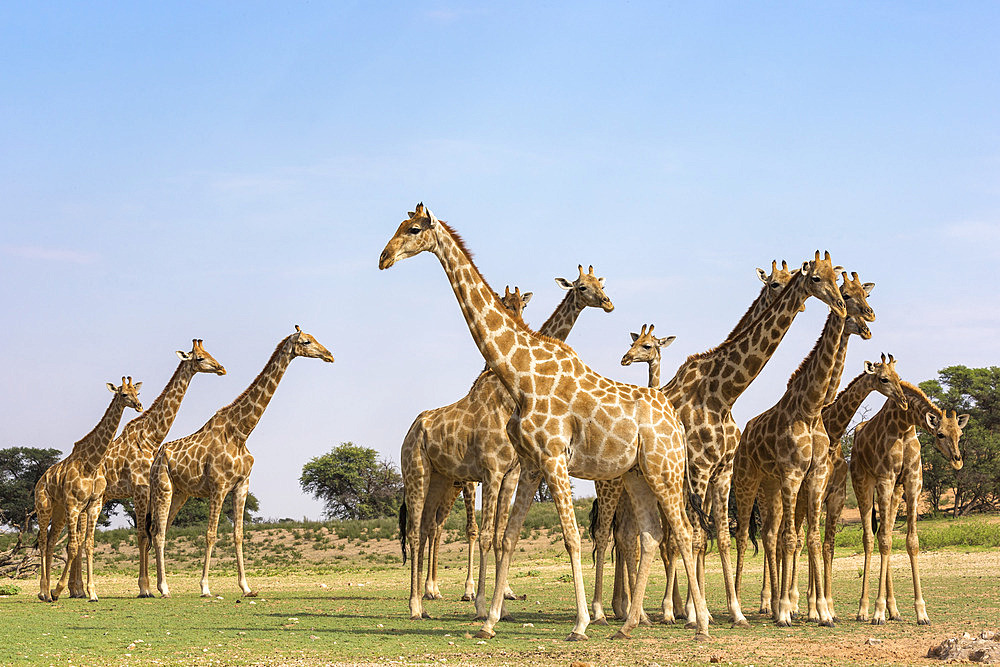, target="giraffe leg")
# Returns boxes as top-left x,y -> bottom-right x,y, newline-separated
590,478 -> 623,626
803,466 -> 833,626
232,477 -> 255,596
35,499 -> 55,602
474,472 -> 504,619
612,472 -> 663,639
733,462 -> 762,621
871,478 -> 896,625
477,465 -> 541,639
68,512 -> 86,598
822,459 -> 848,621
83,500 -> 103,601
761,480 -> 781,618
902,481 -> 929,624
712,466 -> 749,627
659,524 -> 683,623
853,473 -> 875,621
198,489 -> 227,597
885,485 -> 905,621
494,466 -> 520,605
618,494 -> 651,625
421,476 -> 450,600
461,481 -> 478,602
543,456 -> 591,641
775,473 -> 805,627
151,459 -> 184,598
52,504 -> 83,601
401,427 -> 432,620
134,487 -> 155,598
610,519 -> 629,620
790,494 -> 806,620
